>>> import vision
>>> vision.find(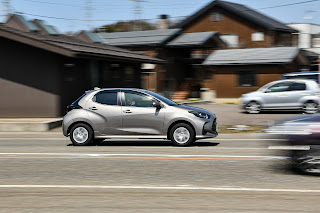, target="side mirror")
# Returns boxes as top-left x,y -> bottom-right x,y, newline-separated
152,101 -> 161,108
